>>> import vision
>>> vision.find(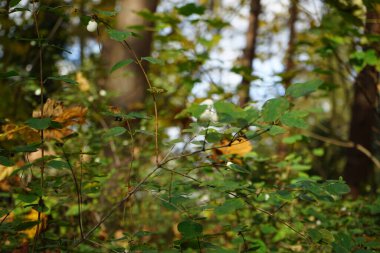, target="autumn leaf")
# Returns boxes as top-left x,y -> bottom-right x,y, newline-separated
21,209 -> 48,239
216,137 -> 253,156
